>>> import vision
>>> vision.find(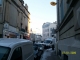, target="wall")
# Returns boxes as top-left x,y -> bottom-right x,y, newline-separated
9,3 -> 18,27
49,22 -> 57,38
42,22 -> 57,40
1,0 -> 30,38
57,0 -> 80,60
